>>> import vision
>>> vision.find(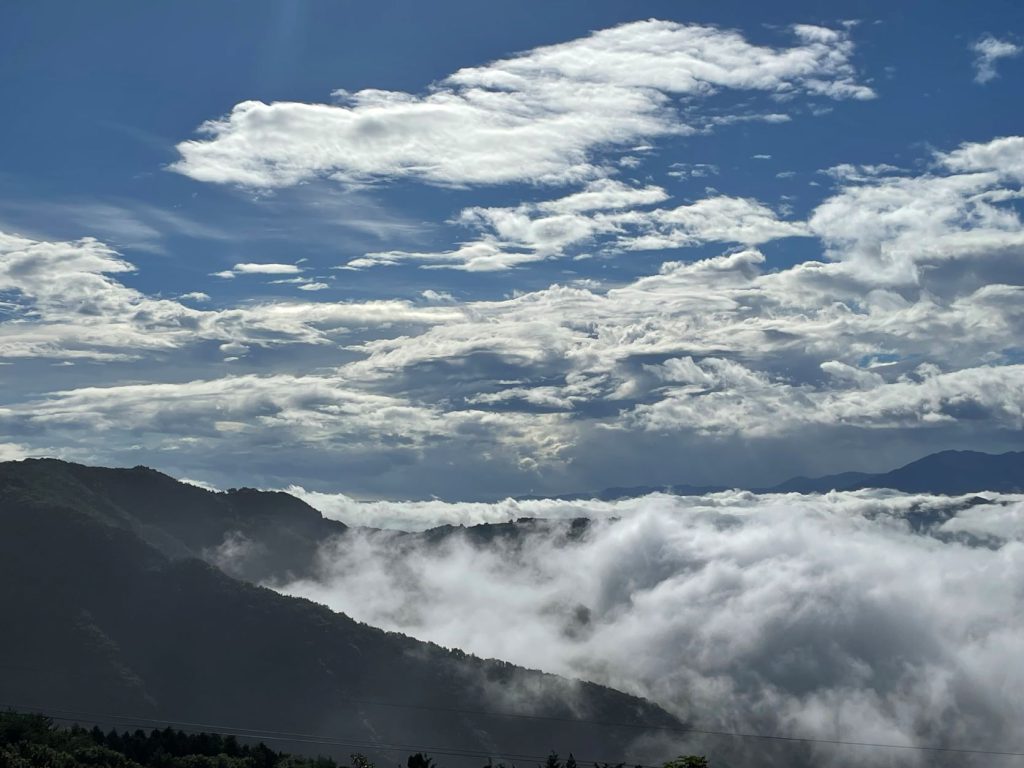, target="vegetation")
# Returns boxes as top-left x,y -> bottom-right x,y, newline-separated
0,712 -> 709,768
0,464 -> 681,763
0,712 -> 336,768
